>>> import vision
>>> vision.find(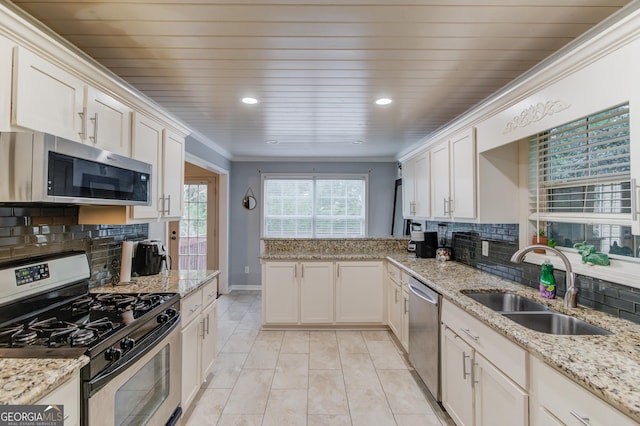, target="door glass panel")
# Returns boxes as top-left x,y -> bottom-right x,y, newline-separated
180,183 -> 208,270
114,345 -> 170,426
